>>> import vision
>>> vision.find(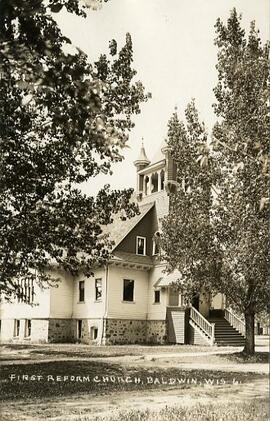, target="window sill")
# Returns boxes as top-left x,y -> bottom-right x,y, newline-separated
153,302 -> 161,305
77,301 -> 85,304
94,300 -> 102,303
122,300 -> 136,304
